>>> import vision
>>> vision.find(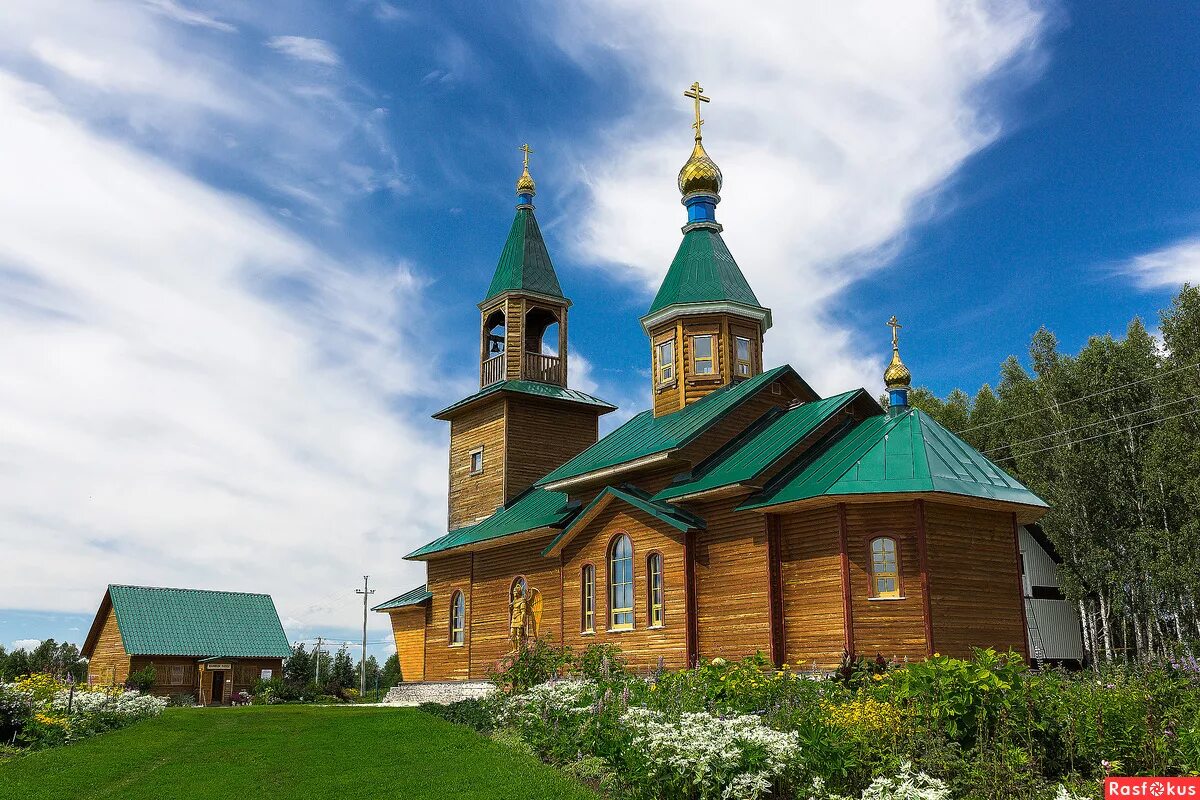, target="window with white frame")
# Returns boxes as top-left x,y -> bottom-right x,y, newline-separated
656,339 -> 675,385
735,336 -> 753,377
691,334 -> 715,375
